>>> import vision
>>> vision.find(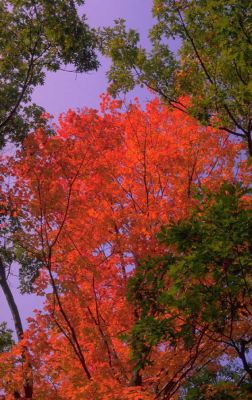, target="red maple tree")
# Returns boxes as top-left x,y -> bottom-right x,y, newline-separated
0,96 -> 248,399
